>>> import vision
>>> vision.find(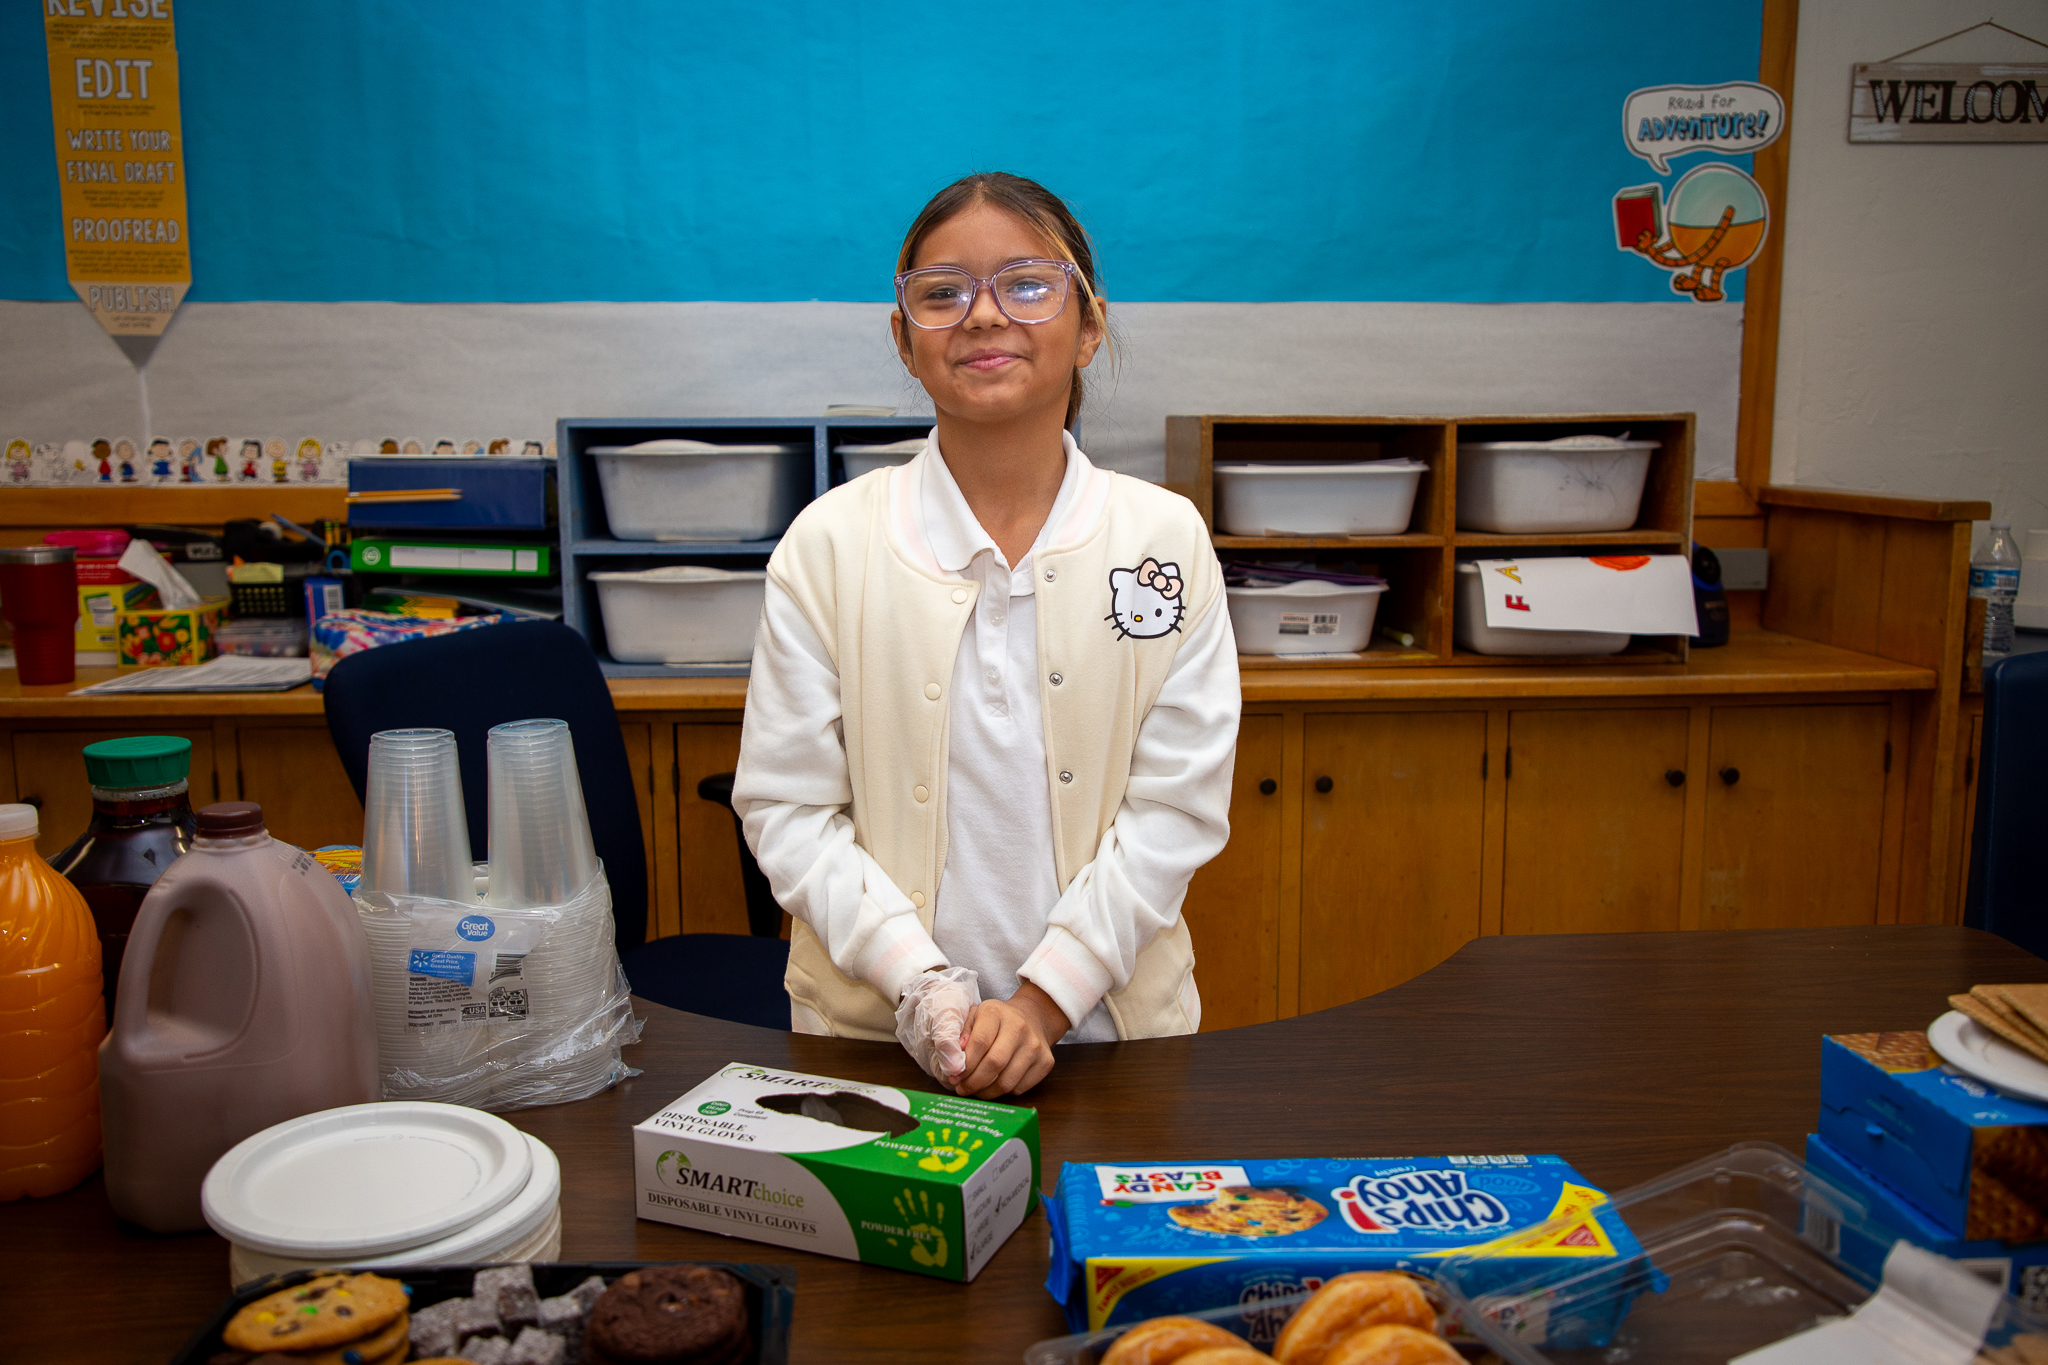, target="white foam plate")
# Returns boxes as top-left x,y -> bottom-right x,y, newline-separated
202,1101 -> 533,1258
1927,1009 -> 2048,1104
